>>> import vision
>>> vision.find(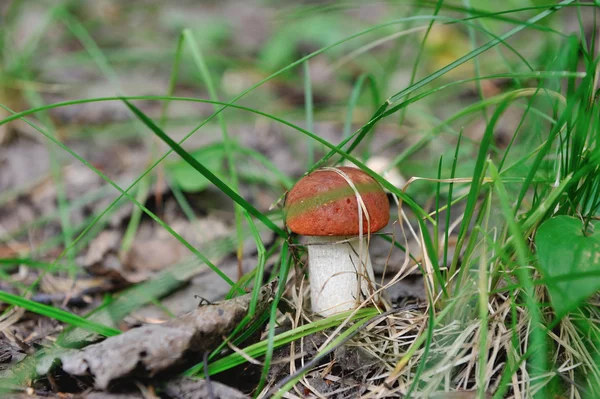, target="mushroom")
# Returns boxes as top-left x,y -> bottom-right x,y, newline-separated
284,166 -> 390,316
